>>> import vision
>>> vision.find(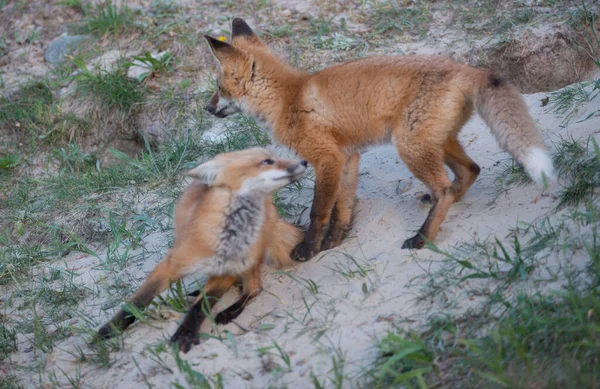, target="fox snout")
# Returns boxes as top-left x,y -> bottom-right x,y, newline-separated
204,103 -> 215,114
204,95 -> 224,118
287,160 -> 307,173
205,92 -> 241,118
284,160 -> 308,183
204,103 -> 224,118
